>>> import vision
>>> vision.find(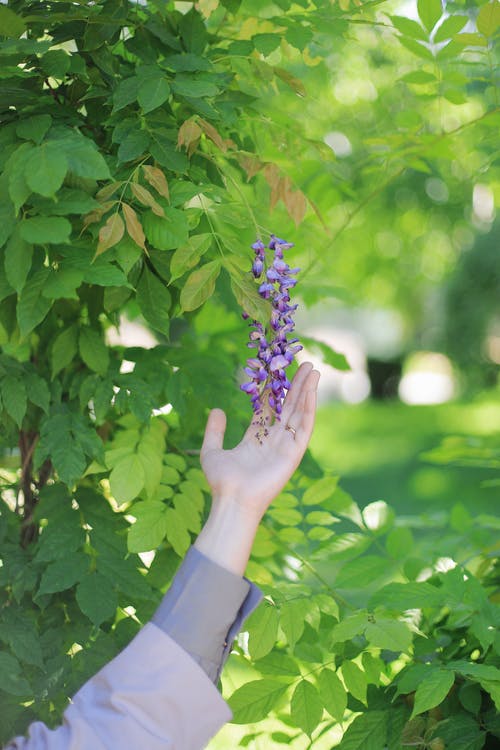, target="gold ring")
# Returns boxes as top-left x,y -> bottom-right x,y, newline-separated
285,424 -> 297,438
